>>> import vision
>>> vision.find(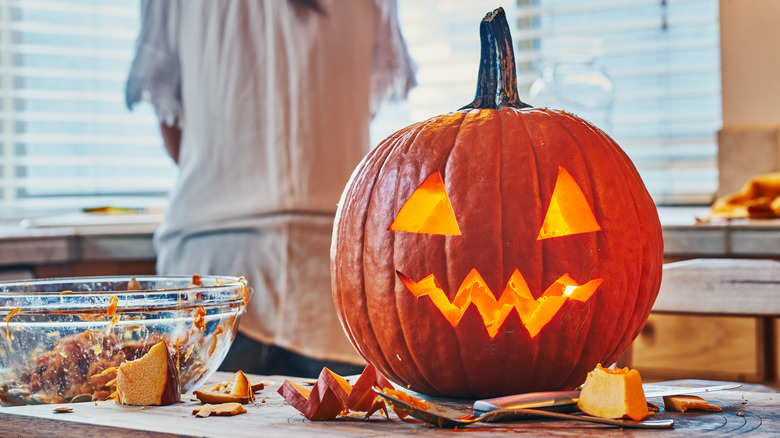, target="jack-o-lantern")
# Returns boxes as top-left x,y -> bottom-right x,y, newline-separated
331,8 -> 662,398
